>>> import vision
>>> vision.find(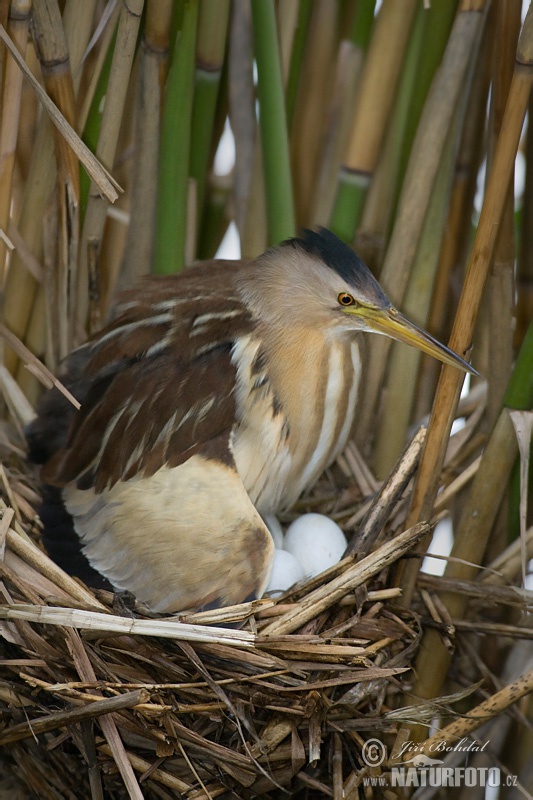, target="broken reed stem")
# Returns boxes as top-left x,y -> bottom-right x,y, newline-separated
0,25 -> 120,203
4,522 -> 106,608
411,668 -> 533,761
0,323 -> 80,408
98,743 -> 191,793
346,425 -> 426,553
0,688 -> 149,745
0,604 -> 256,647
64,627 -> 144,800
